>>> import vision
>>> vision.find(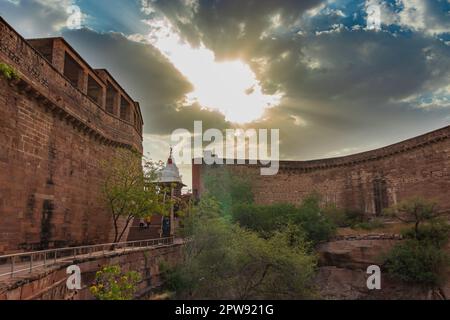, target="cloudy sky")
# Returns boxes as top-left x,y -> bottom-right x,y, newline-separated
1,0 -> 449,188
